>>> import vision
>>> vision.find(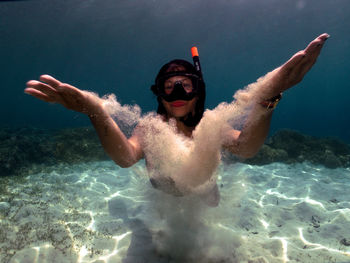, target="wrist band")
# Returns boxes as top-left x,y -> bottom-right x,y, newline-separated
260,93 -> 282,109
